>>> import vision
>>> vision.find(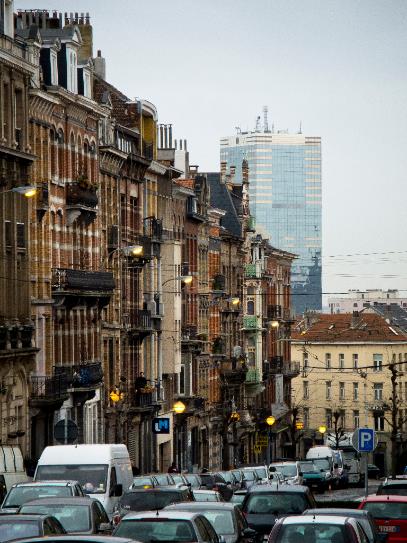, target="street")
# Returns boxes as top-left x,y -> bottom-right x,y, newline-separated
314,479 -> 381,503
